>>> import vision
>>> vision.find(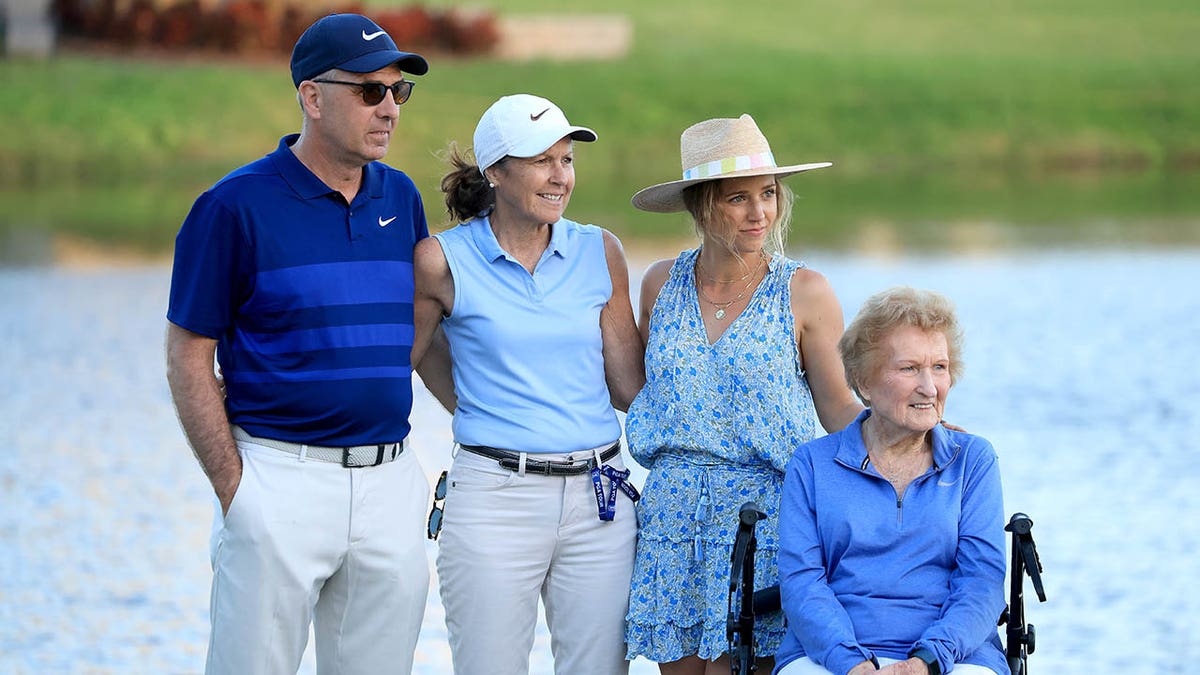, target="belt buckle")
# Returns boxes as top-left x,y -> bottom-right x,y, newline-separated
561,458 -> 590,475
342,445 -> 387,468
341,447 -> 362,468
